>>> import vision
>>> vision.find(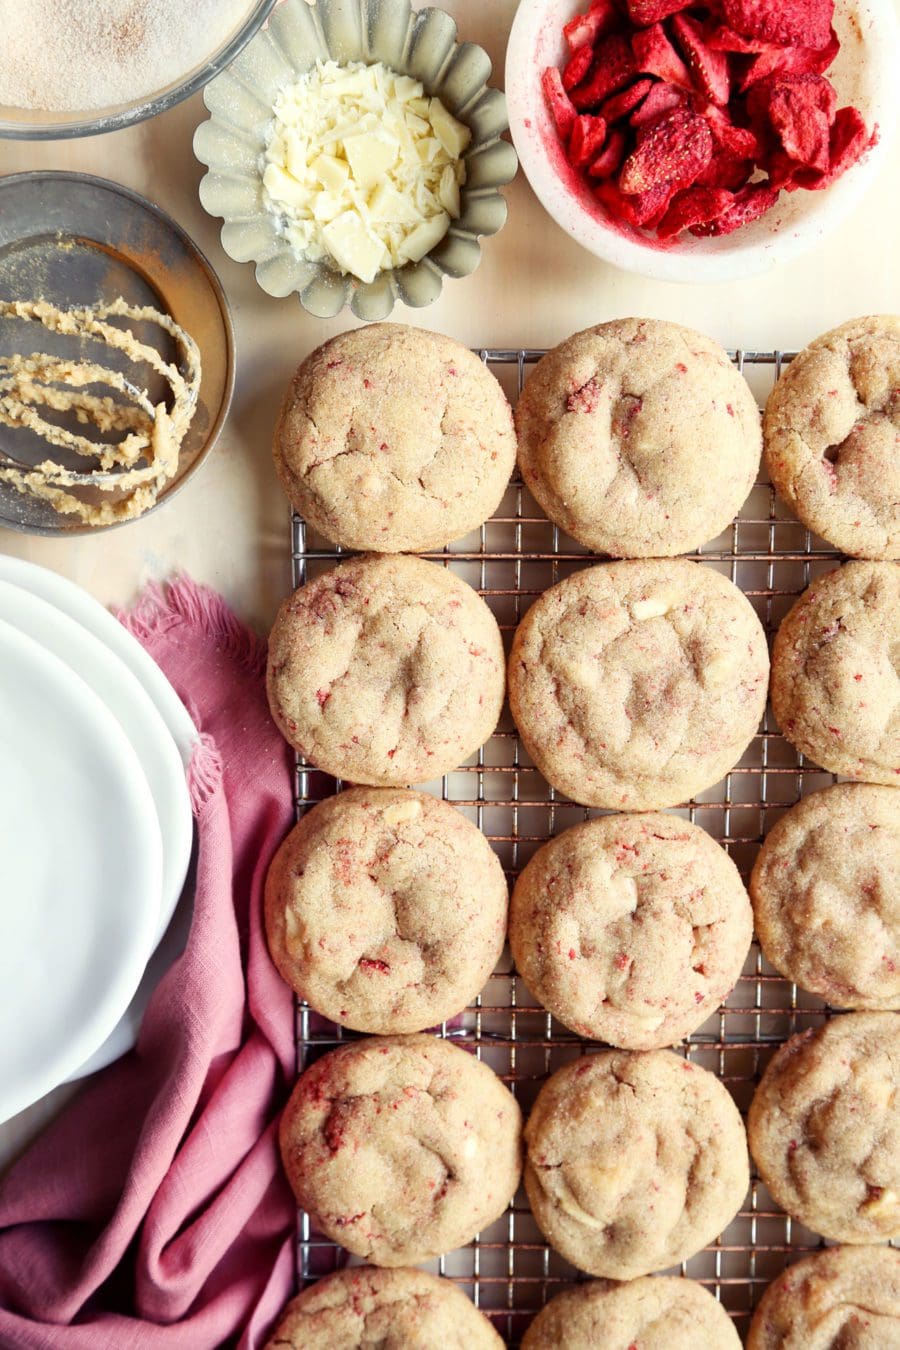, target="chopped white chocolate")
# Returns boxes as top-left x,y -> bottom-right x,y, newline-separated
262,60 -> 470,283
